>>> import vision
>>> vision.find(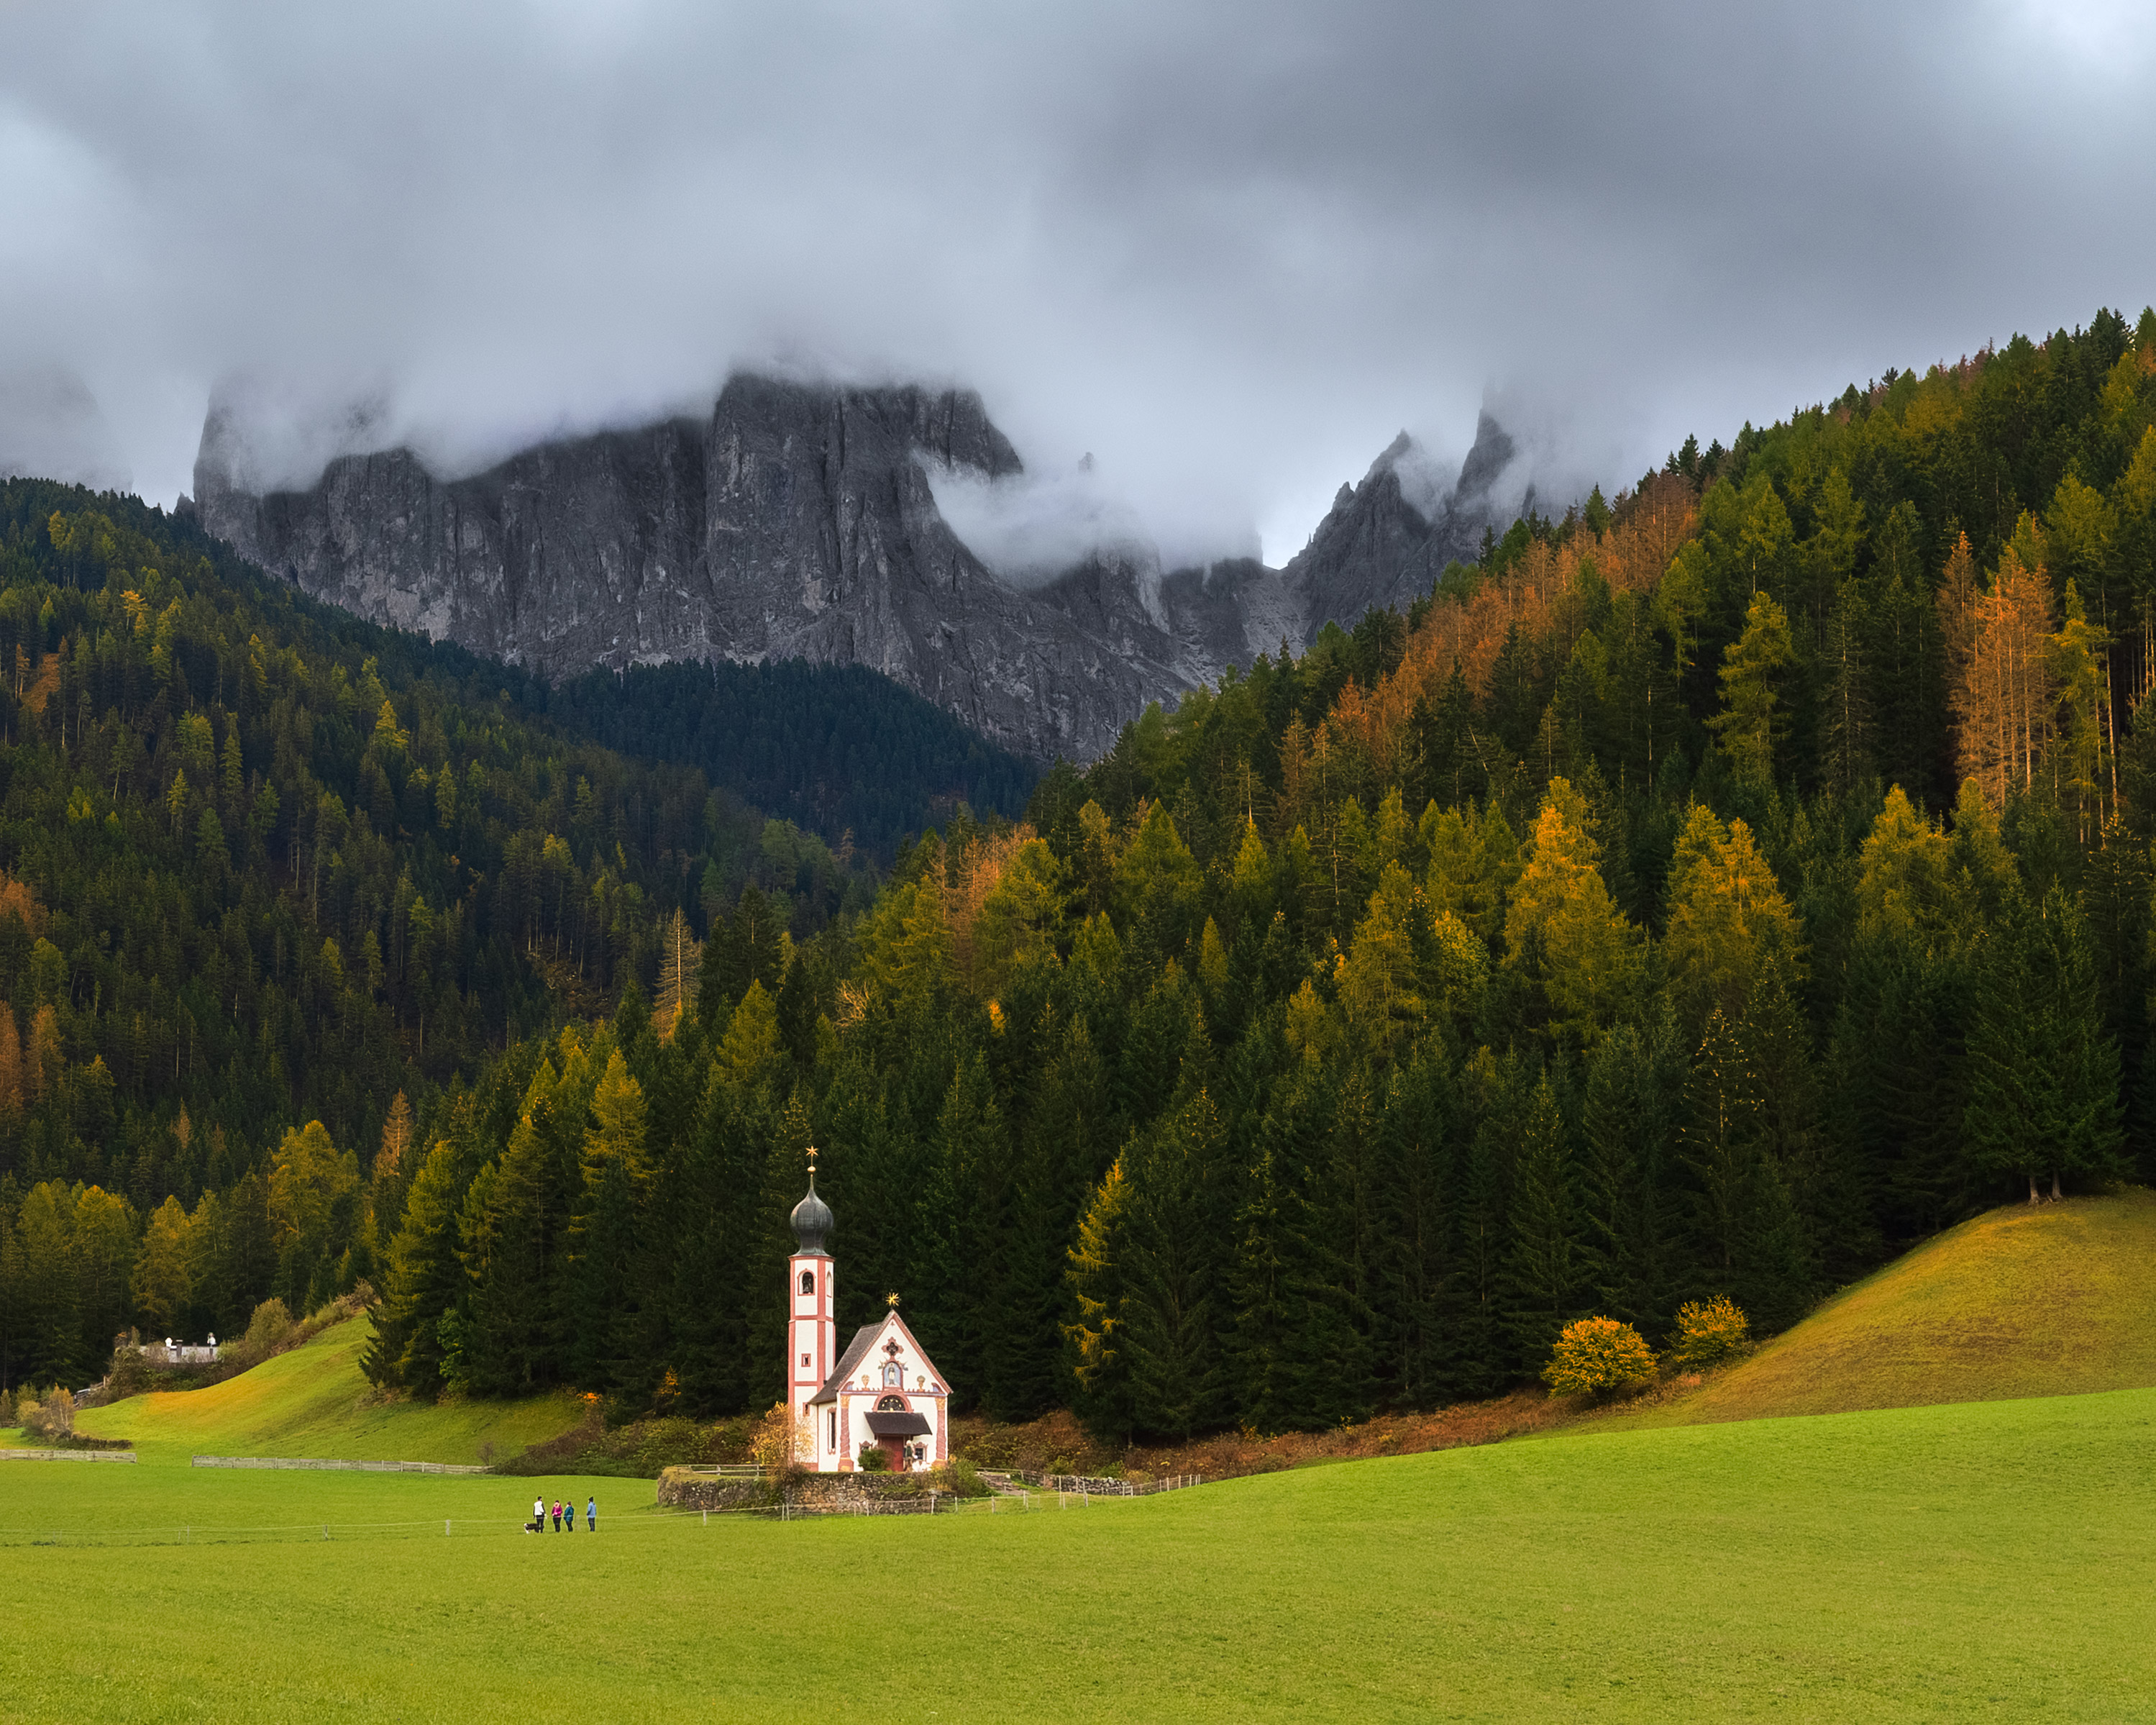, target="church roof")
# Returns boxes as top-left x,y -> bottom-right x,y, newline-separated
808,1324 -> 883,1405
807,1311 -> 949,1406
790,1173 -> 833,1257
